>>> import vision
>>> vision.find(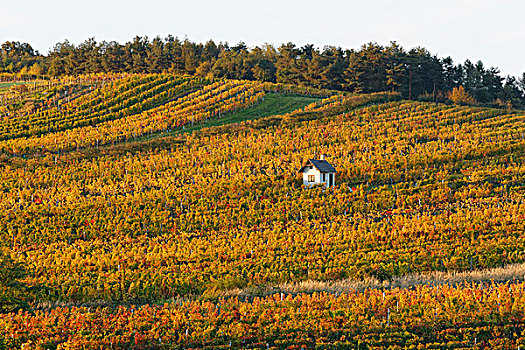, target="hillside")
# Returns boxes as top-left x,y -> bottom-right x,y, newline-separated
1,74 -> 525,348
3,38 -> 525,108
